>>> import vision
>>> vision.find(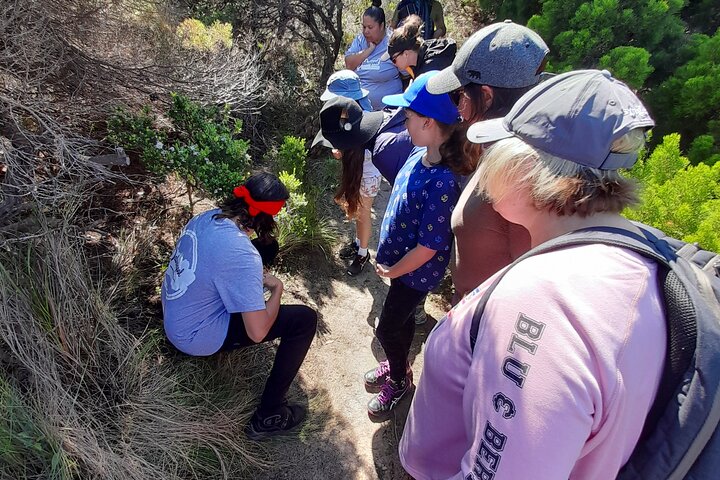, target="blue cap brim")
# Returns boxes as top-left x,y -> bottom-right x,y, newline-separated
382,93 -> 411,108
